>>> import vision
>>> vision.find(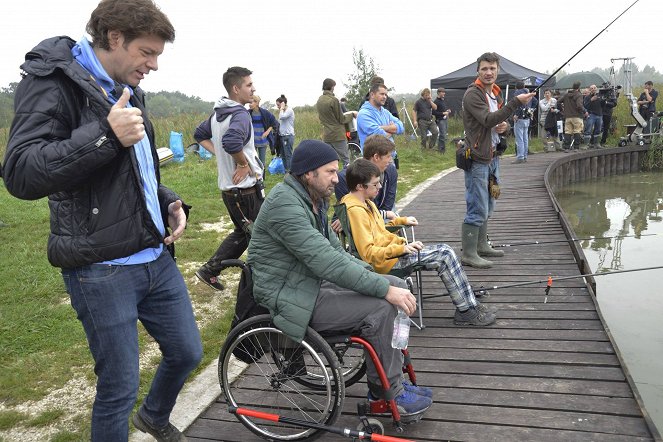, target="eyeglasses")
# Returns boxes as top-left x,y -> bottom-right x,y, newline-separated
364,181 -> 382,189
